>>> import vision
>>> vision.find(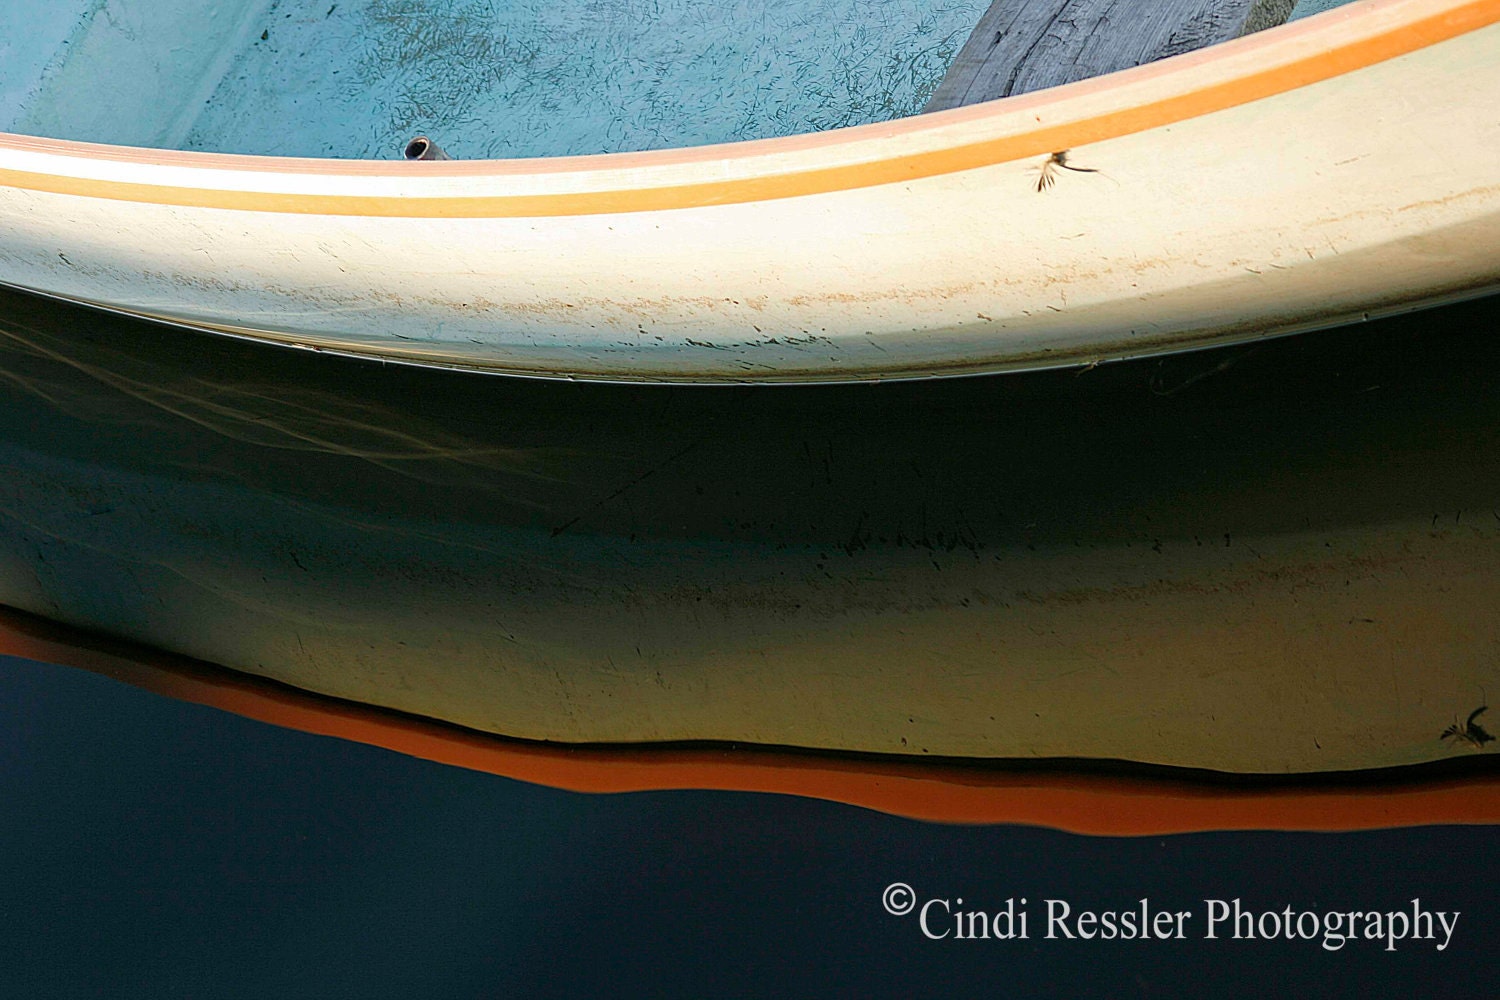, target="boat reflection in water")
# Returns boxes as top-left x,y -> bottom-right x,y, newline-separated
0,283 -> 1496,829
